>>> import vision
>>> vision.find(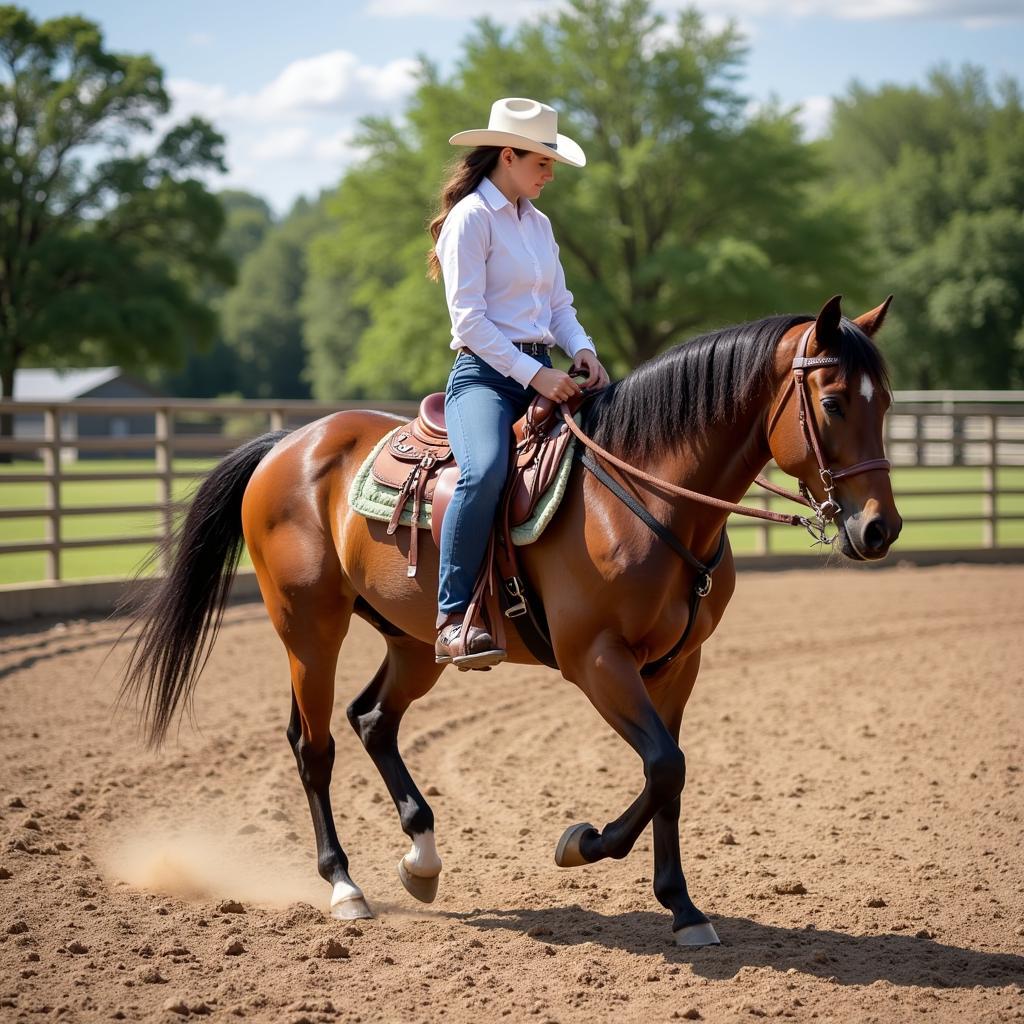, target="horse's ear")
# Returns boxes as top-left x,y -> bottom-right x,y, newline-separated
853,295 -> 893,338
813,295 -> 843,349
